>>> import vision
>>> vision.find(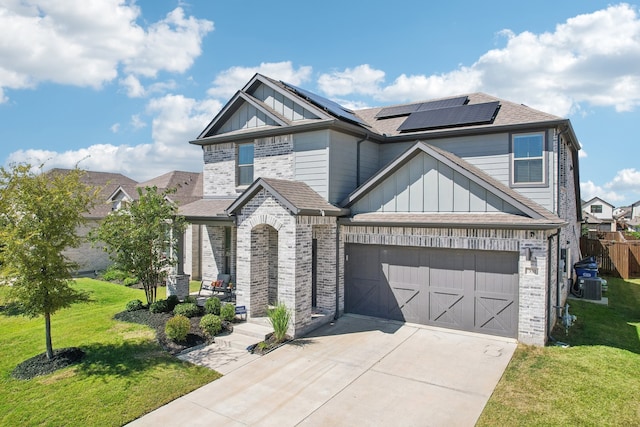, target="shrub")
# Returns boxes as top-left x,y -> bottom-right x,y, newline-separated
101,265 -> 128,282
220,303 -> 236,322
123,277 -> 138,287
268,303 -> 291,343
149,299 -> 169,313
183,295 -> 197,304
125,299 -> 144,312
166,294 -> 180,311
199,314 -> 222,337
204,297 -> 221,315
165,315 -> 190,342
173,302 -> 200,318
